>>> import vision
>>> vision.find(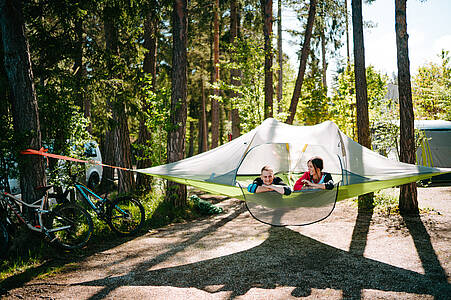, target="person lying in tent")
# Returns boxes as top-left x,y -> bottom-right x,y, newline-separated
247,165 -> 292,195
294,157 -> 334,191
